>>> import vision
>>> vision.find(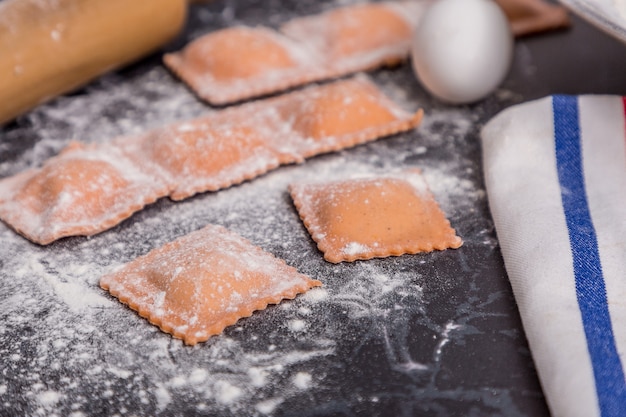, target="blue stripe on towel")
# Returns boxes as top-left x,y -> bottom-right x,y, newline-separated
552,95 -> 626,416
